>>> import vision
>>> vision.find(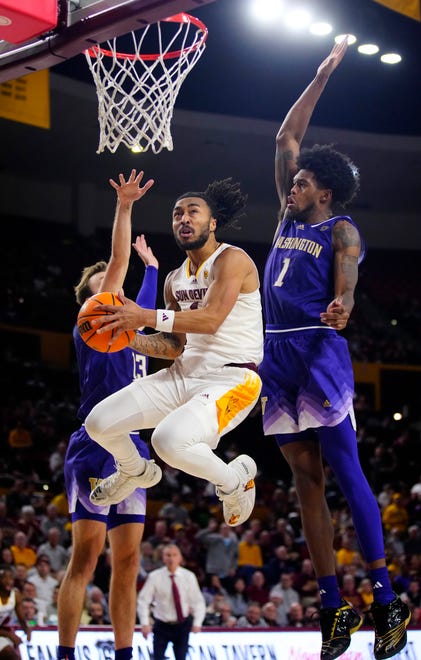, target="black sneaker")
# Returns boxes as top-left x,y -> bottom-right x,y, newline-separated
320,600 -> 363,660
370,595 -> 411,660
